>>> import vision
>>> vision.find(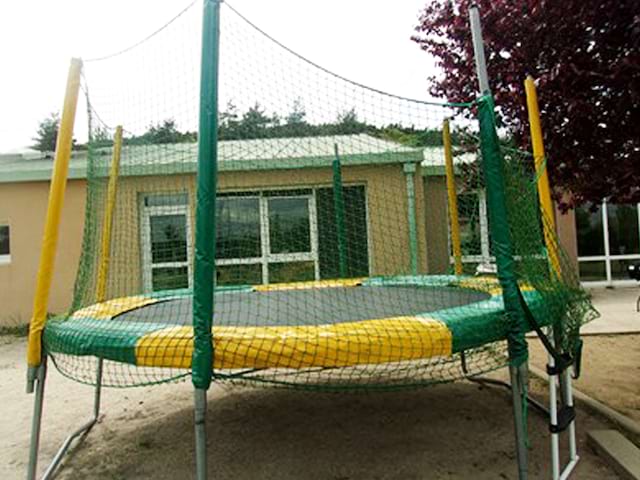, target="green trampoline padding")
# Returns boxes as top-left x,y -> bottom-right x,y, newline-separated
43,275 -> 548,370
